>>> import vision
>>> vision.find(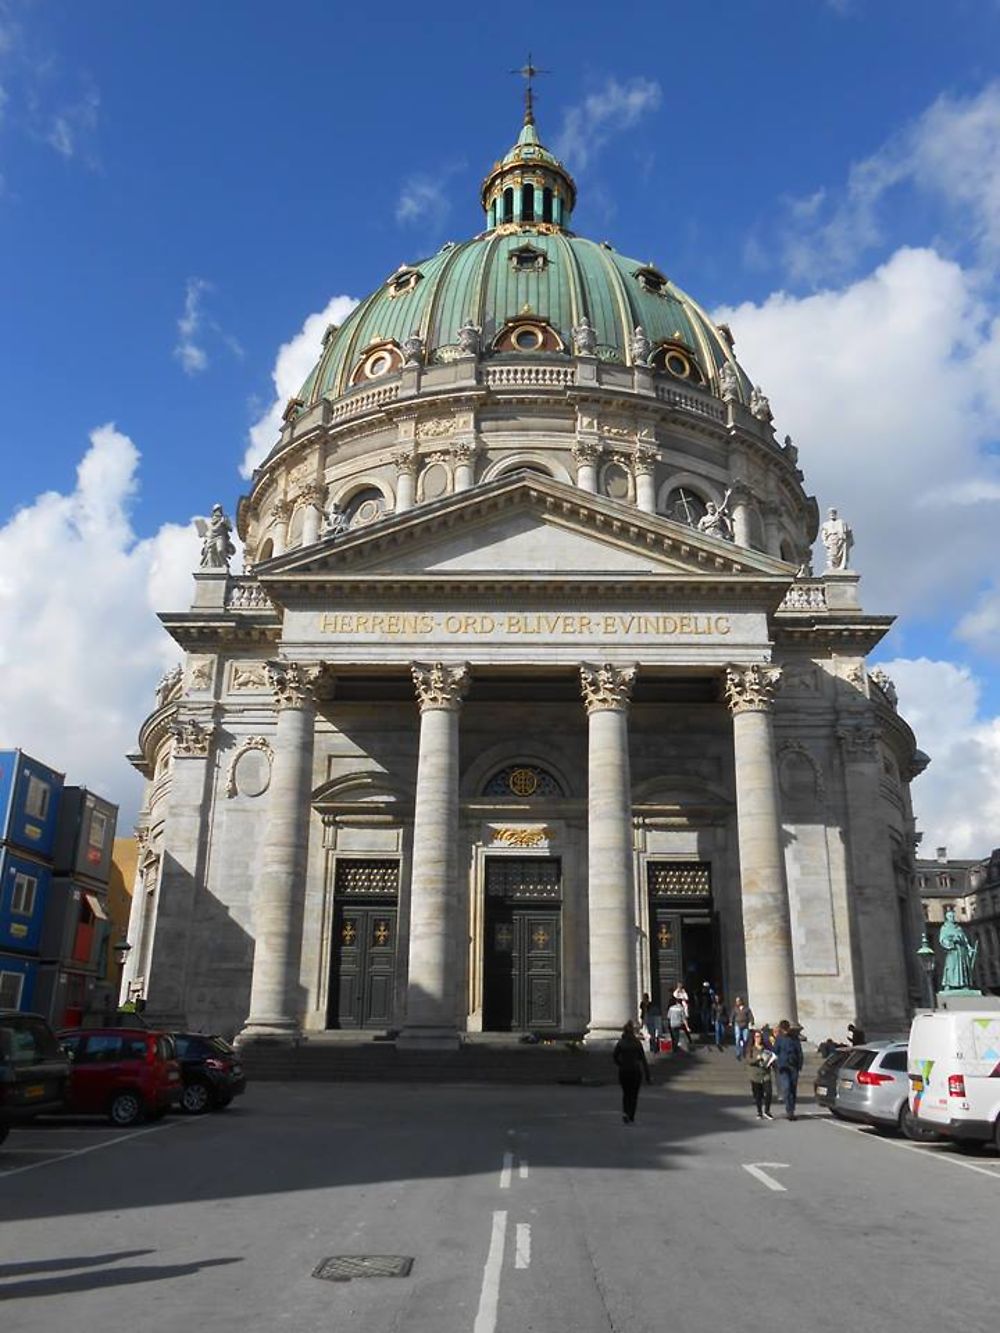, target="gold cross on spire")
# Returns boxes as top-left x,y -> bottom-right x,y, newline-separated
511,54 -> 549,126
